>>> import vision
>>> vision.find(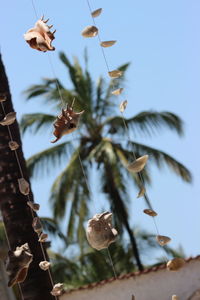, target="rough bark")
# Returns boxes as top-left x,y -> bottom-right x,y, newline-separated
0,54 -> 55,299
